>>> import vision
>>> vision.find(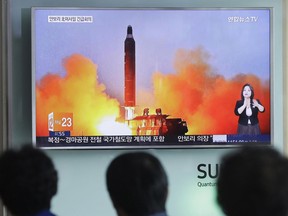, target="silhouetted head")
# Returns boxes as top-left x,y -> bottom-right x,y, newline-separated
217,146 -> 288,216
106,152 -> 168,216
0,145 -> 58,215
